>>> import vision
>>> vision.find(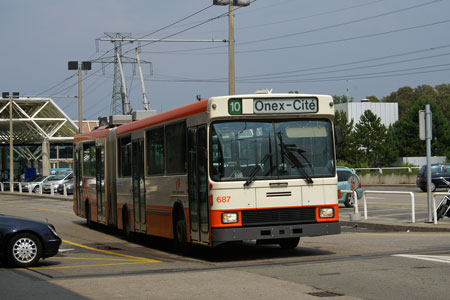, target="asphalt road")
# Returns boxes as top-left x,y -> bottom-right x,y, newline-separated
1,188 -> 450,300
